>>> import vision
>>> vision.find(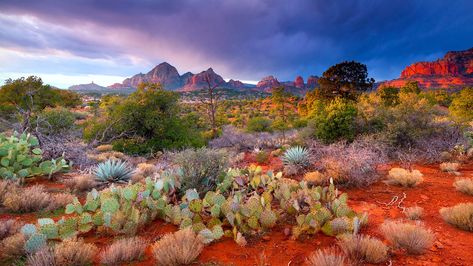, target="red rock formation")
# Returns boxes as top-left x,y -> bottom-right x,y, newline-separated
294,76 -> 305,89
307,75 -> 319,89
256,76 -> 281,92
383,47 -> 473,88
181,68 -> 226,91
